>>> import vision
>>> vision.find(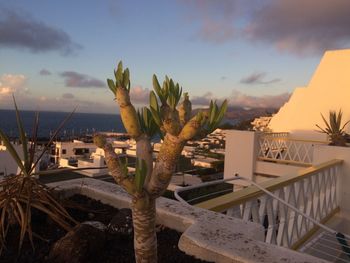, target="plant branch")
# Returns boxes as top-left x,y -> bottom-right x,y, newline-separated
93,134 -> 137,195
146,134 -> 185,198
